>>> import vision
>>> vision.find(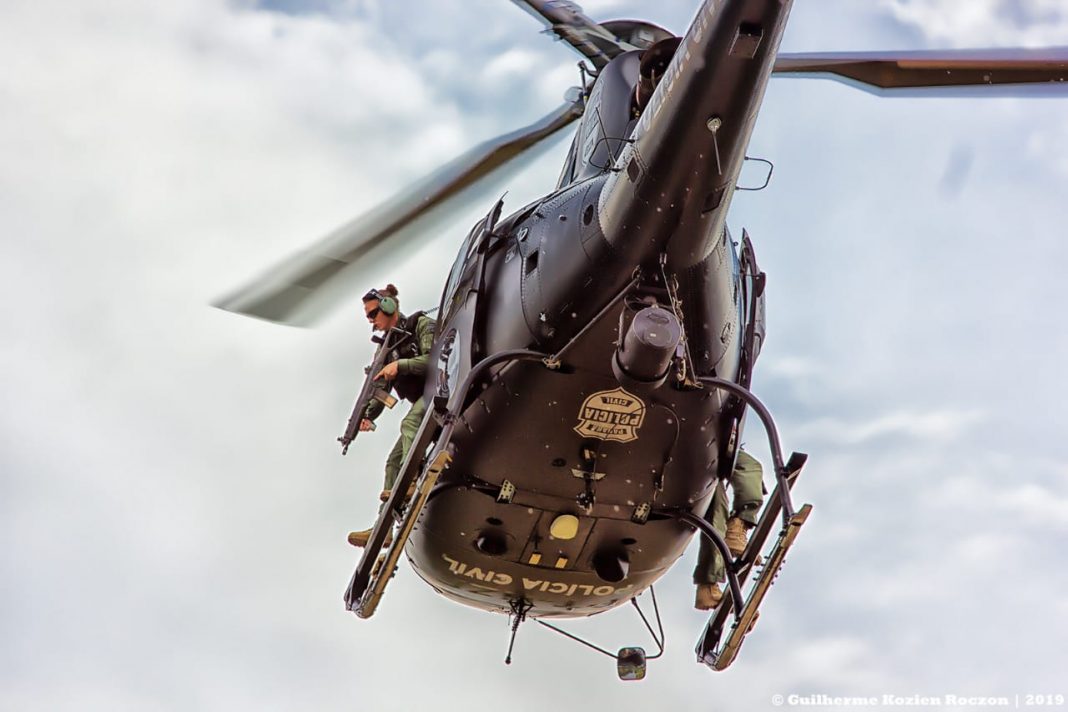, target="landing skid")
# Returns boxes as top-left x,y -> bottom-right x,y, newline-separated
346,431 -> 452,619
666,450 -> 808,670
702,502 -> 811,670
691,376 -> 812,671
